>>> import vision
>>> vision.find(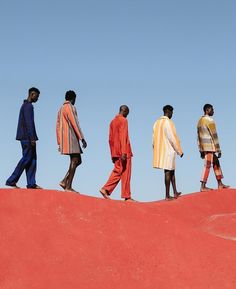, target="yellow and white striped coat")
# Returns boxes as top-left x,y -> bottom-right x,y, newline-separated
153,116 -> 183,170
